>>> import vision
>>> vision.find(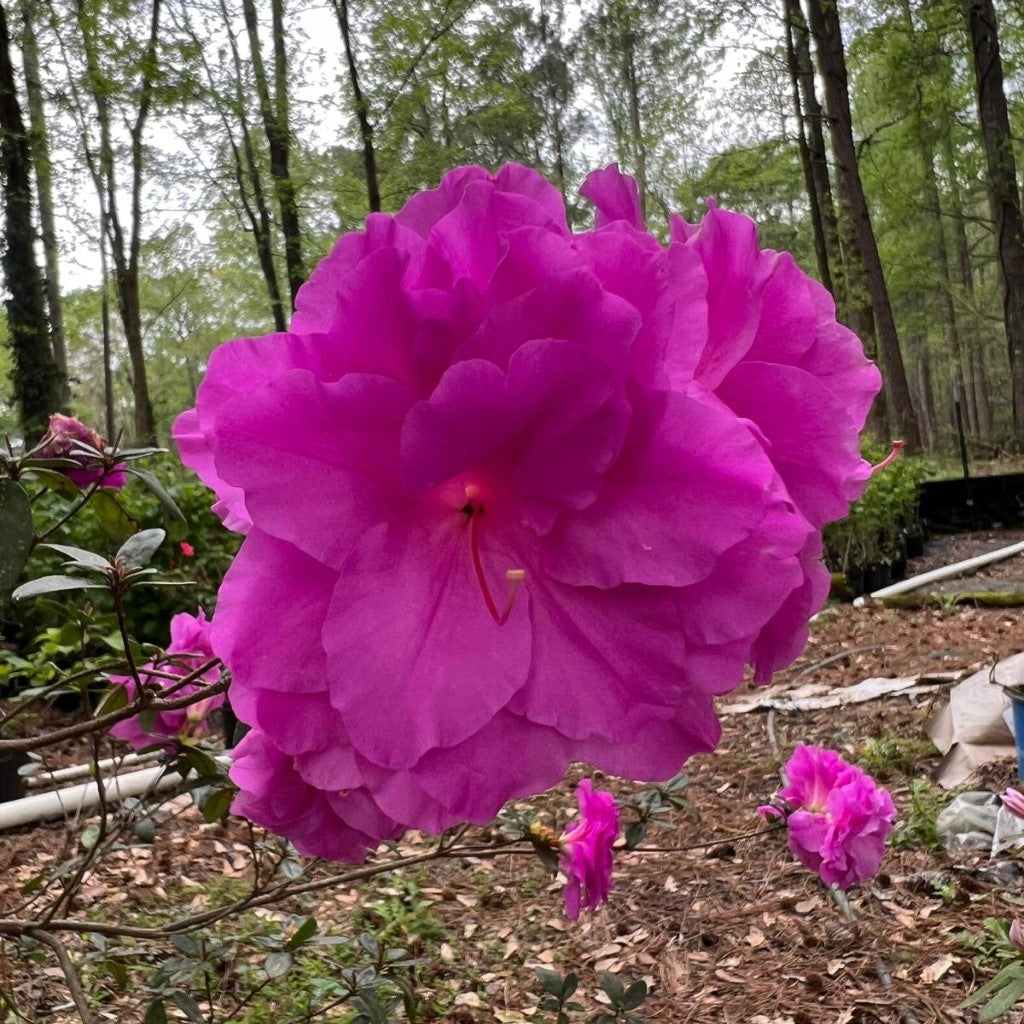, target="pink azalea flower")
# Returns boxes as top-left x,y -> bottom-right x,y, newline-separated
180,541 -> 195,558
175,164 -> 880,858
774,746 -> 897,889
559,780 -> 619,919
1002,788 -> 1024,819
35,413 -> 127,490
109,610 -> 224,750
